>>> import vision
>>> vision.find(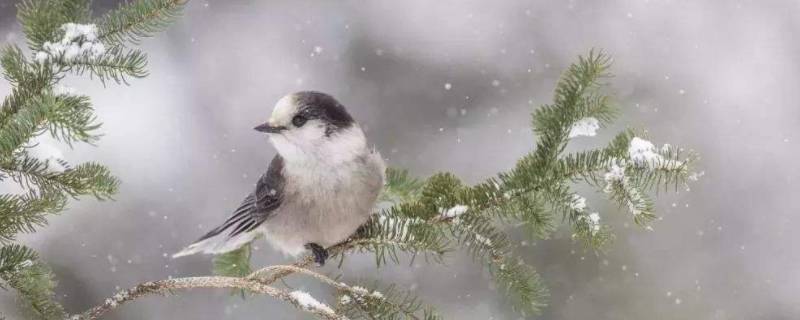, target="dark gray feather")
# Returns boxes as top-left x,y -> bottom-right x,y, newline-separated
293,91 -> 354,136
195,155 -> 285,242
